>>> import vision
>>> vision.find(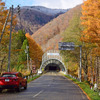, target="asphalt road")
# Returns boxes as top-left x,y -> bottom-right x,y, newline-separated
0,72 -> 88,100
